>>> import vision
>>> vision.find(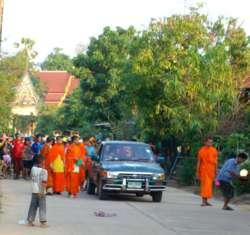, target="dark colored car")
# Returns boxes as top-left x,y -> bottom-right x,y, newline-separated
87,141 -> 166,202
